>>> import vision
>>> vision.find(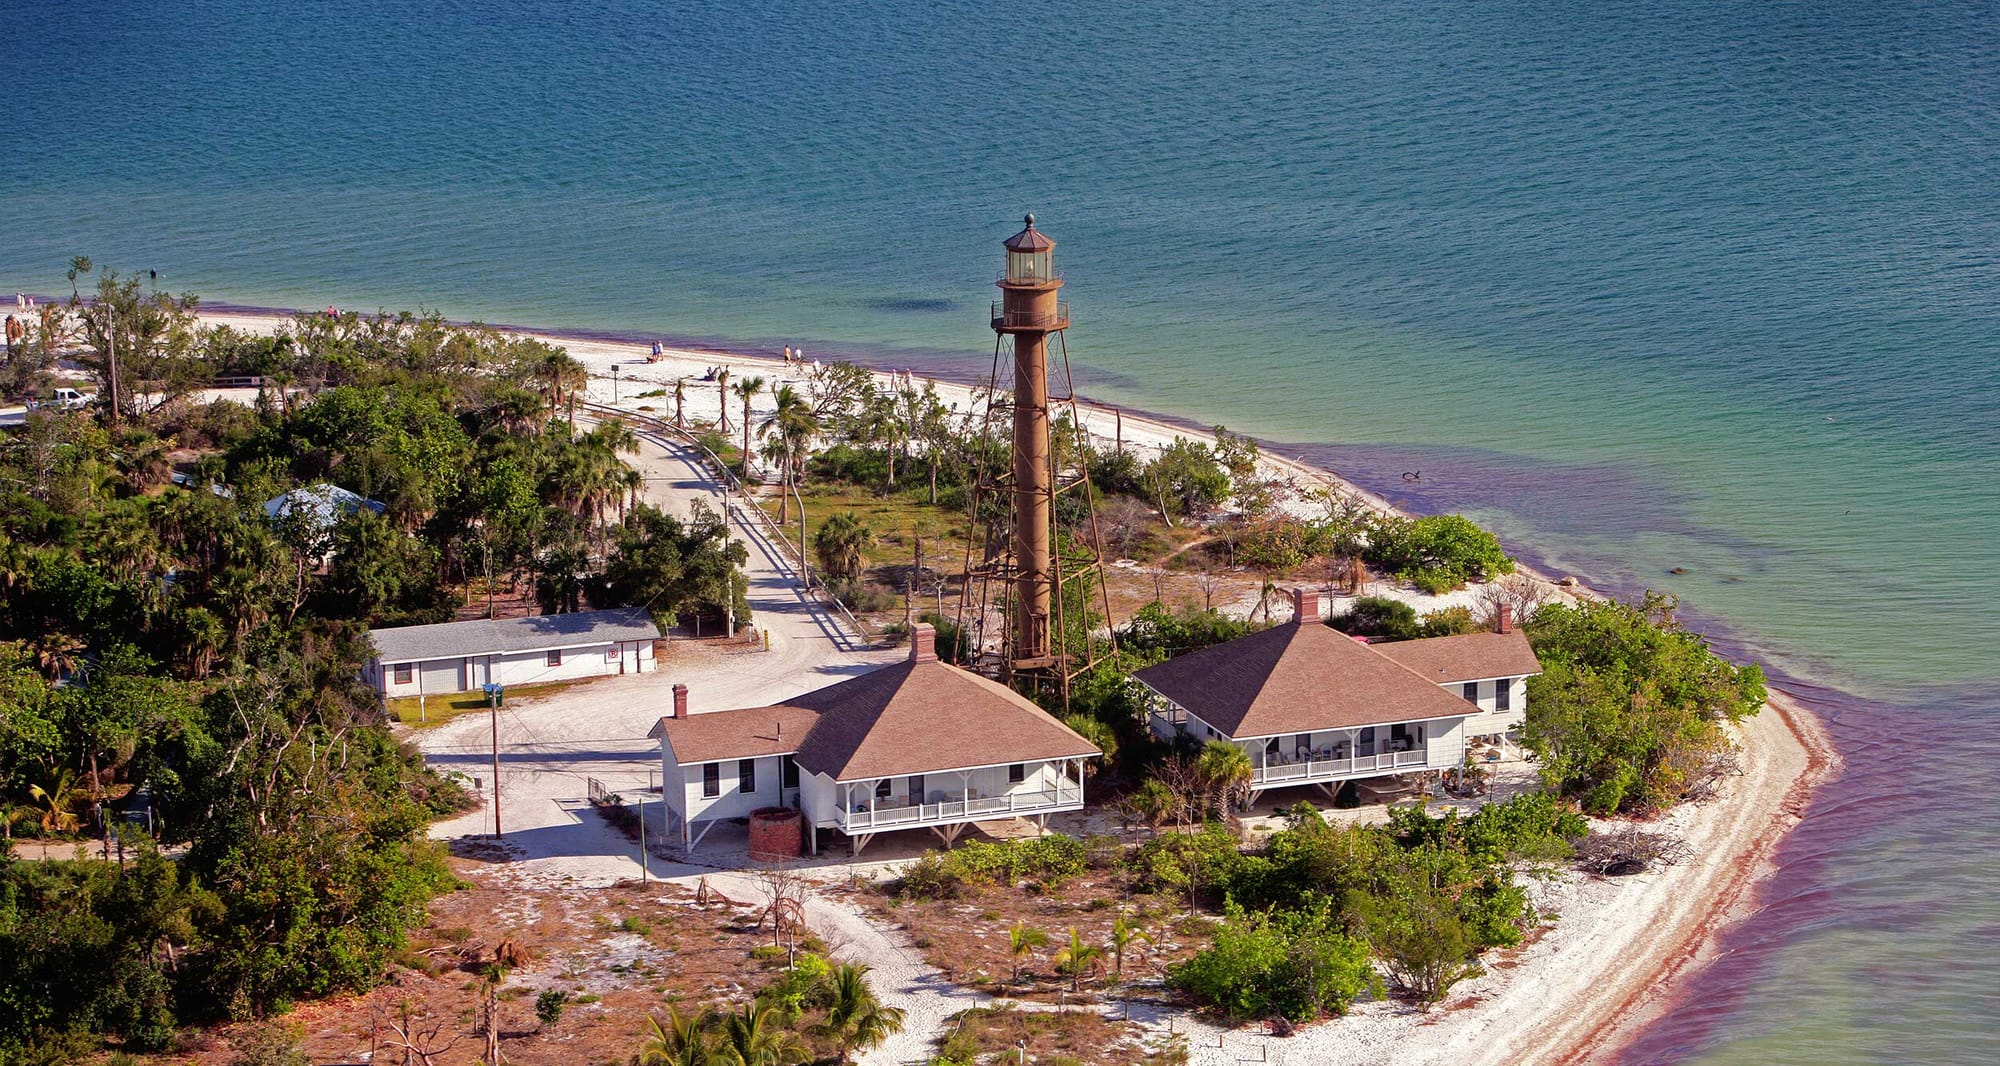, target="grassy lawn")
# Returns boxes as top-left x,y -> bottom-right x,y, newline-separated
756,481 -> 971,594
385,676 -> 602,728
